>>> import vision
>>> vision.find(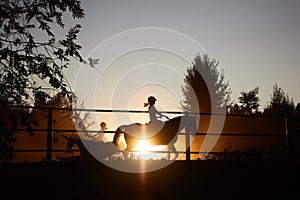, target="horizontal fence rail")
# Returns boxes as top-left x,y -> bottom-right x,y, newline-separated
3,104 -> 298,117
1,105 -> 299,162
